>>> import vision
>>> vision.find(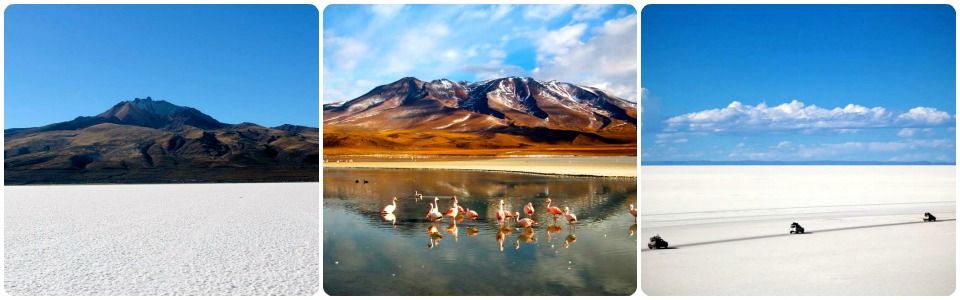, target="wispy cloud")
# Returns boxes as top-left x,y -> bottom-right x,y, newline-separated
323,4 -> 636,103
